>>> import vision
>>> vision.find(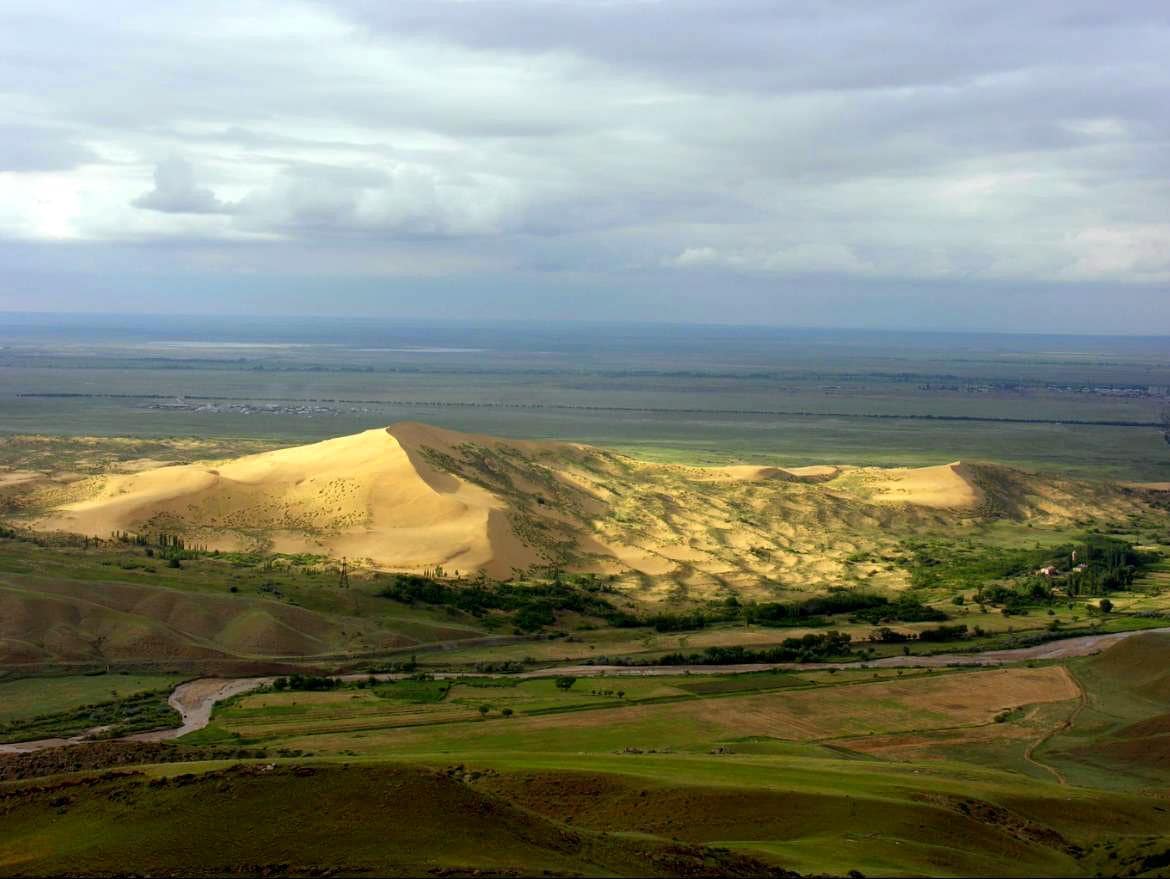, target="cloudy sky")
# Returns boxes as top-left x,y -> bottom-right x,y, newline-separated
1,0 -> 1168,331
